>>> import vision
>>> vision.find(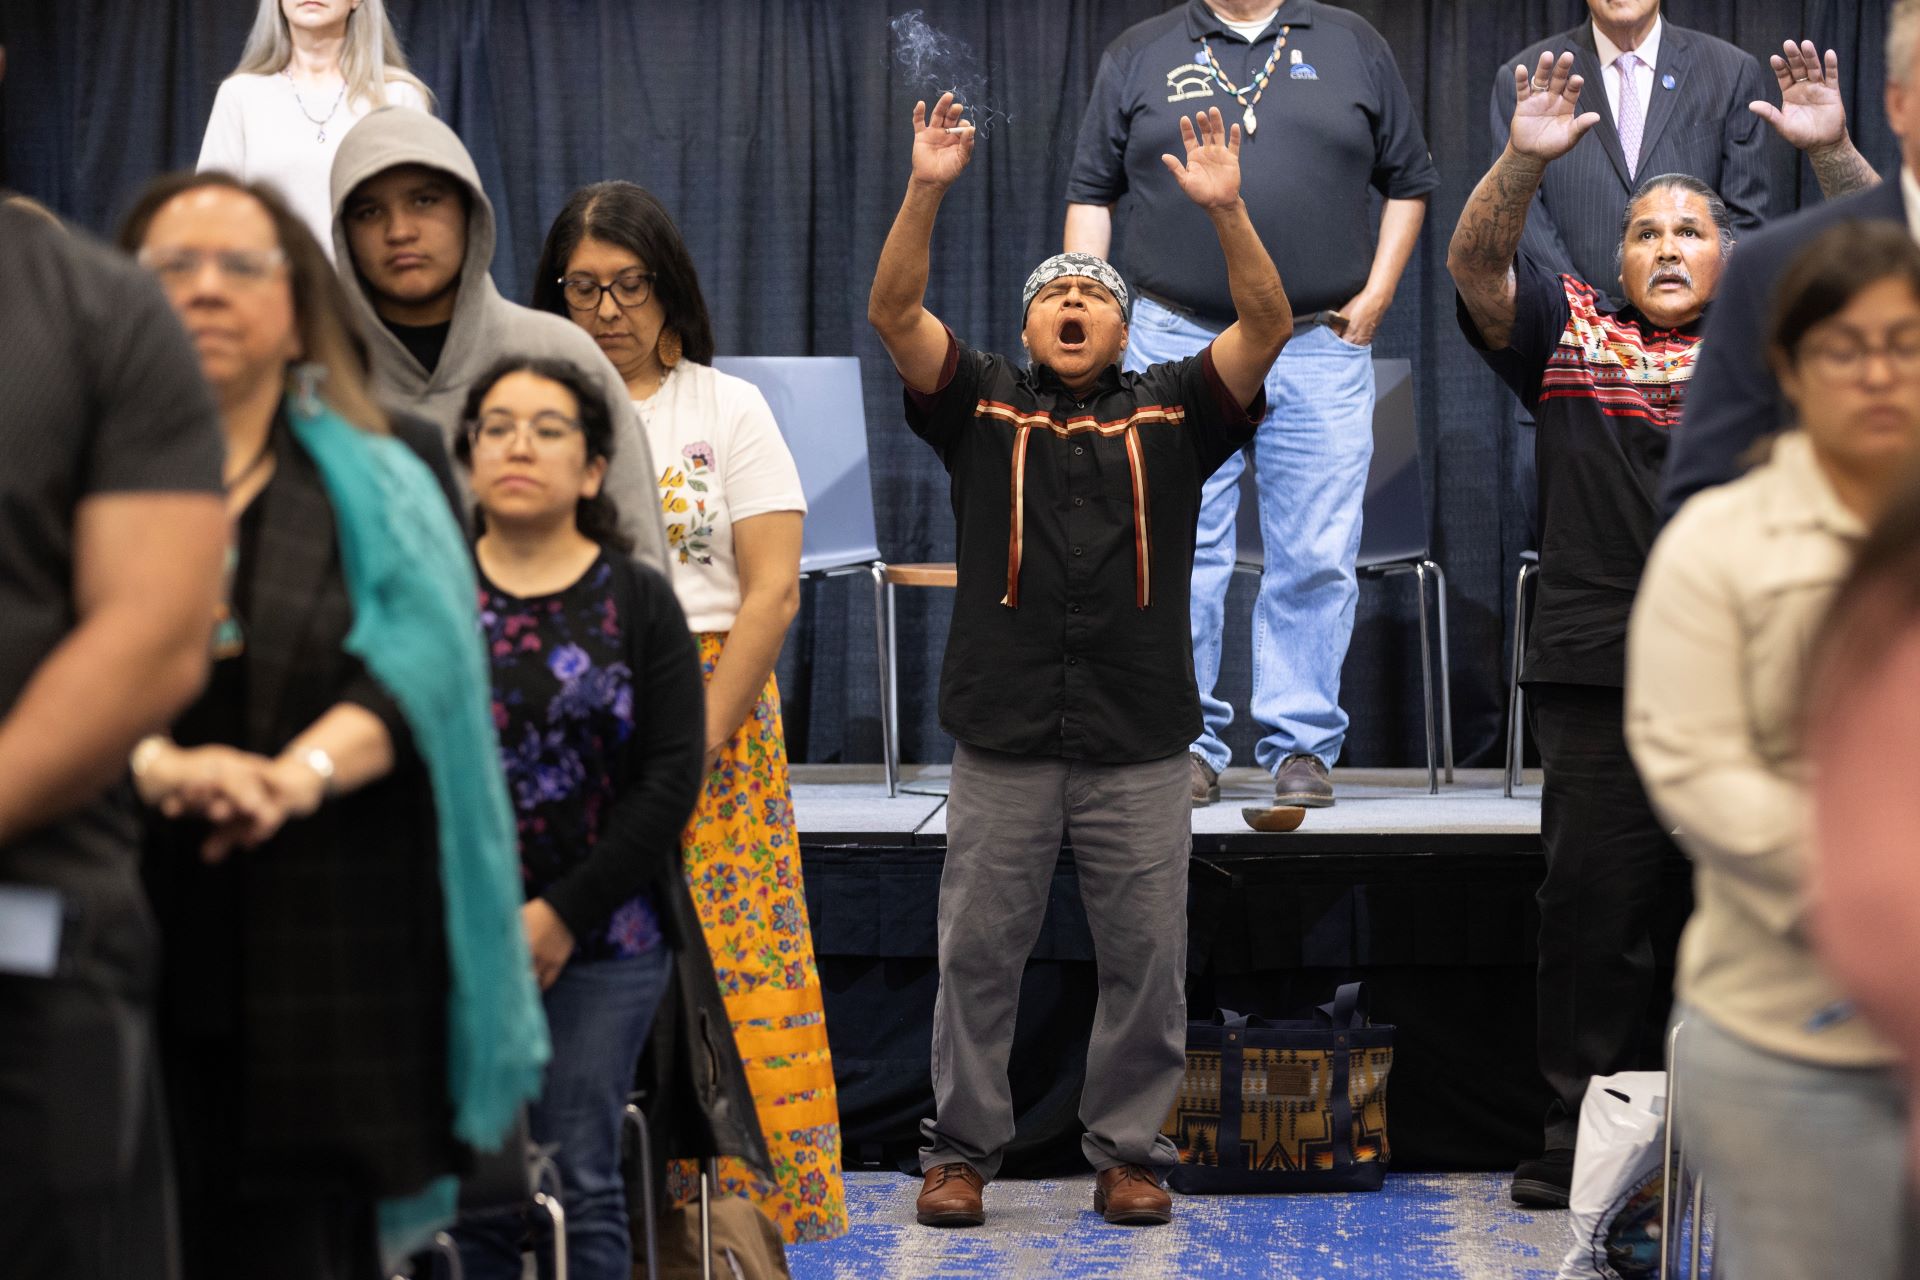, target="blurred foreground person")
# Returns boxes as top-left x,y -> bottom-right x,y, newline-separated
120,172 -> 546,1280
